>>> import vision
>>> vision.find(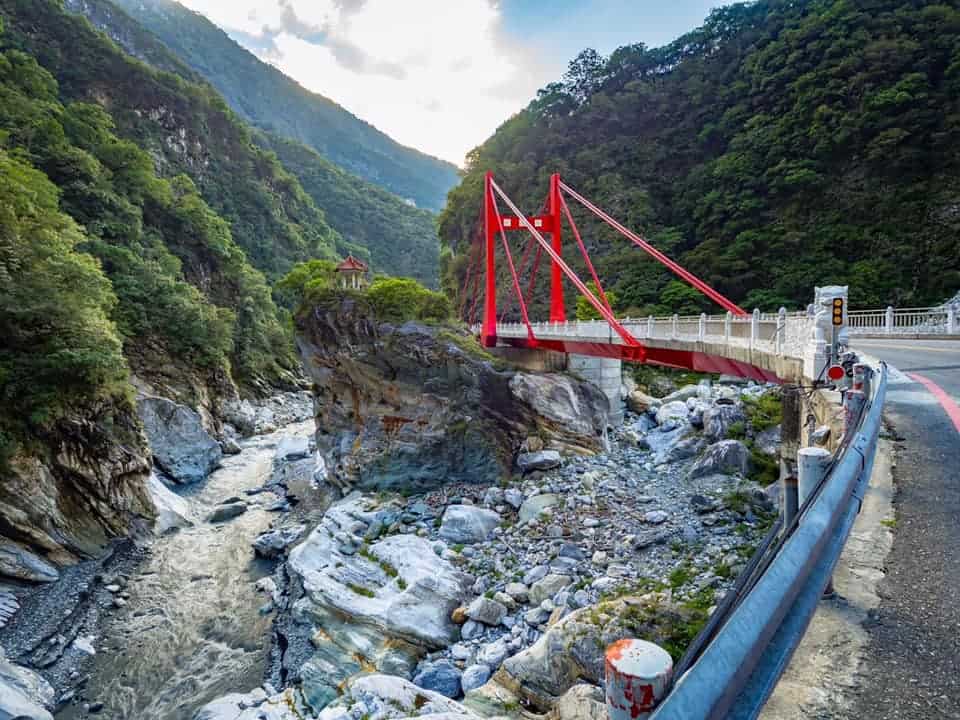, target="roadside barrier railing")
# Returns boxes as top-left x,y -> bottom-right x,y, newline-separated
645,363 -> 887,719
